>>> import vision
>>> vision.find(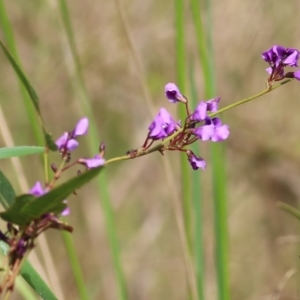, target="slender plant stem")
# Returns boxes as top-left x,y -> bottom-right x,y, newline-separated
56,1 -> 128,299
61,232 -> 89,300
